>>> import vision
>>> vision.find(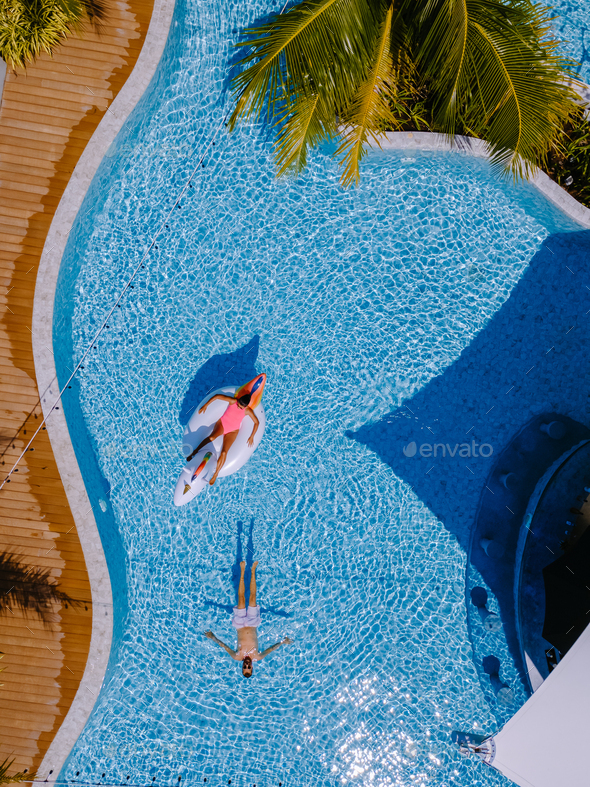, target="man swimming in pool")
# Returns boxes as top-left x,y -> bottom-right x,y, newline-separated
186,391 -> 259,485
204,561 -> 293,678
